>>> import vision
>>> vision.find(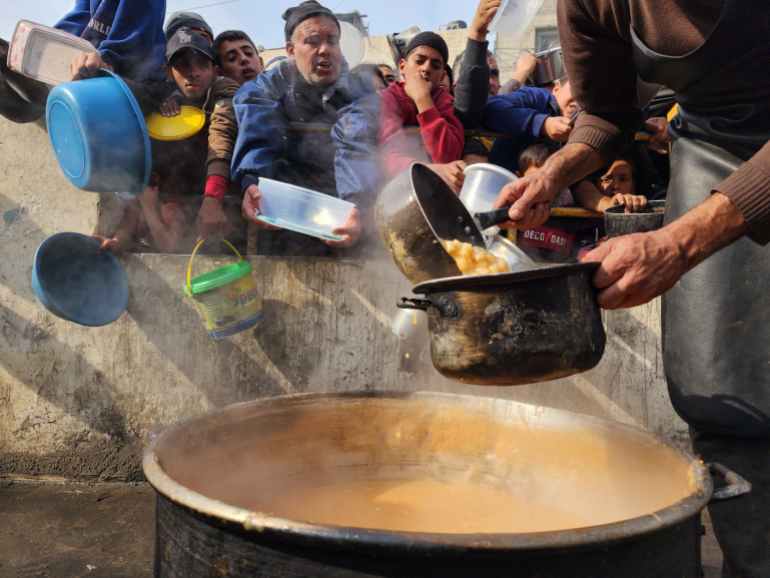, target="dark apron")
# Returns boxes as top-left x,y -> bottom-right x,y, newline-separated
631,0 -> 770,438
